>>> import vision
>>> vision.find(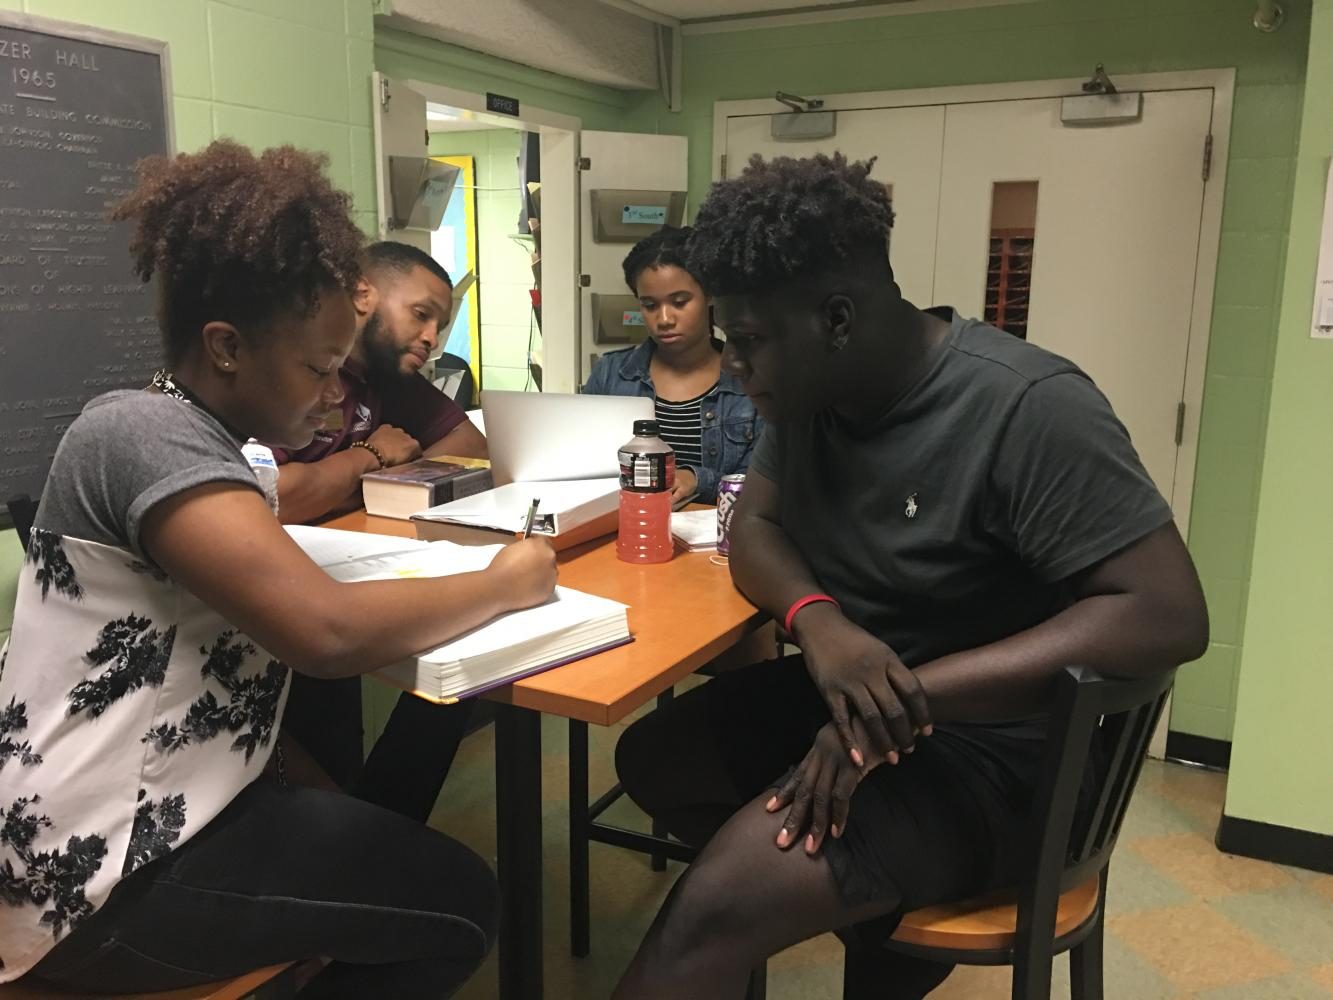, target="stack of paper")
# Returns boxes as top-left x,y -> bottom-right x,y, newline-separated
287,525 -> 630,701
670,508 -> 717,552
